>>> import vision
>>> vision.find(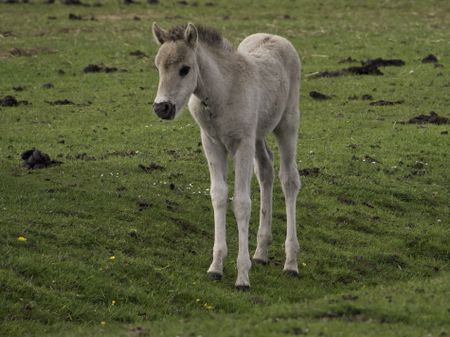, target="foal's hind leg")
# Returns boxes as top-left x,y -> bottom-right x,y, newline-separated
201,131 -> 228,280
253,139 -> 274,264
275,114 -> 301,276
